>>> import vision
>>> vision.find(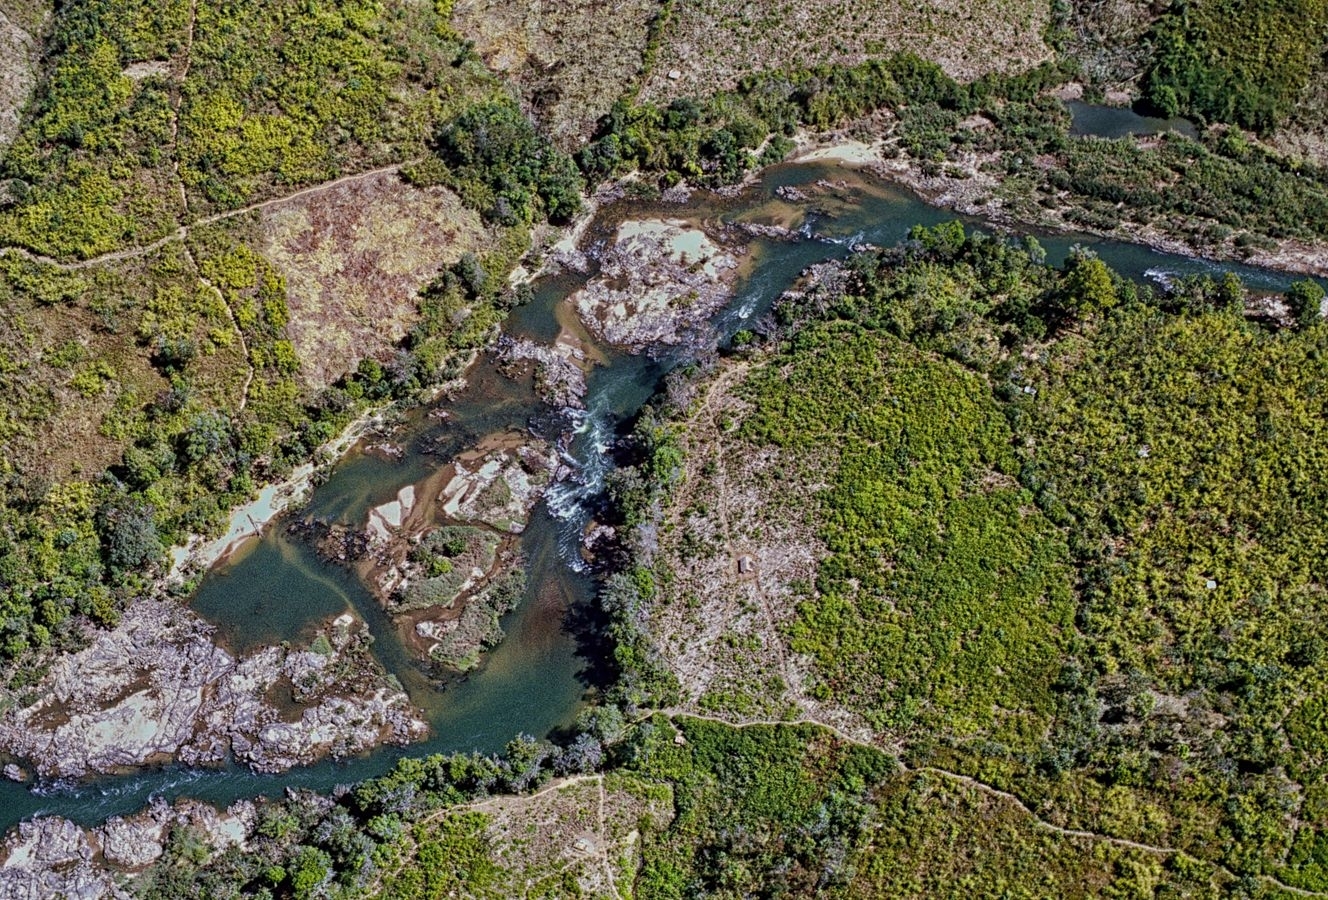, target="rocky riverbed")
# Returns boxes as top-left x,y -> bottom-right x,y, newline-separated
569,218 -> 745,350
293,428 -> 568,673
0,796 -> 258,898
0,601 -> 425,781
